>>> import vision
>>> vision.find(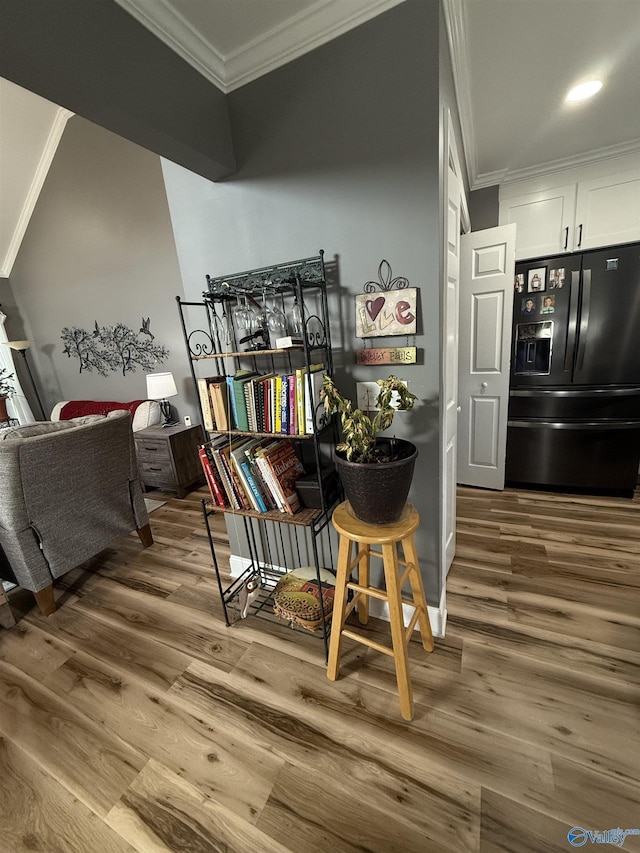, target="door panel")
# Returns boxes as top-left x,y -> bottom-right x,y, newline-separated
458,225 -> 516,489
573,244 -> 640,386
441,110 -> 464,584
472,291 -> 505,371
470,396 -> 500,466
443,167 -> 460,572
